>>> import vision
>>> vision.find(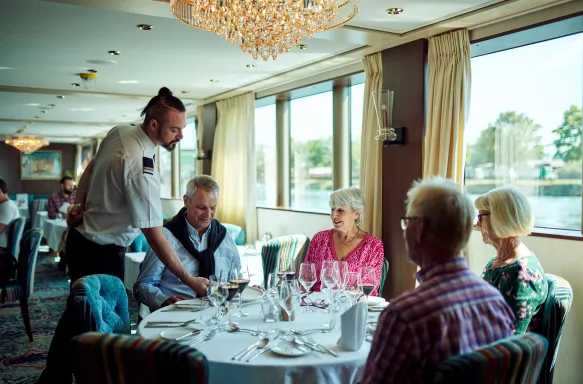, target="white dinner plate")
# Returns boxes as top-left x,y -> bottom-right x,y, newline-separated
364,296 -> 386,307
270,342 -> 311,357
160,327 -> 201,341
241,286 -> 264,302
174,298 -> 205,308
